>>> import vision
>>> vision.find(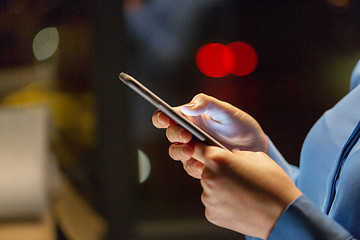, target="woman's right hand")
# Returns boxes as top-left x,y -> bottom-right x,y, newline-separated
152,93 -> 269,179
